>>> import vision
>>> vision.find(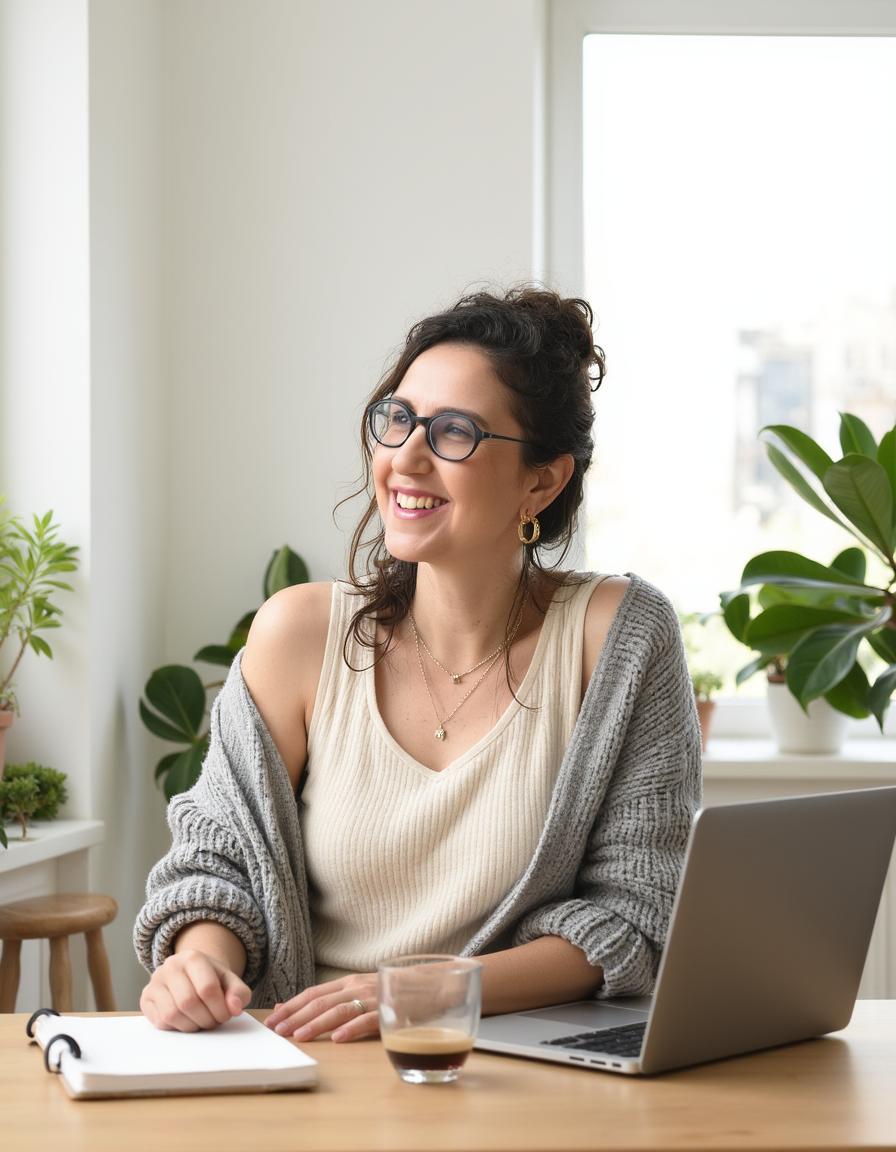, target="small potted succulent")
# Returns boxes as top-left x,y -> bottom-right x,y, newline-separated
721,412 -> 896,753
0,502 -> 79,778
